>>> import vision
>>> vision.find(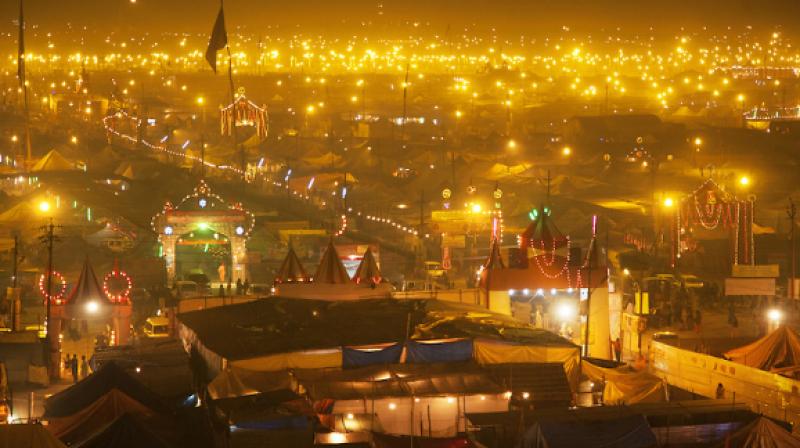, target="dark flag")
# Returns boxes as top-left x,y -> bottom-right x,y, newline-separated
17,0 -> 25,85
205,4 -> 228,73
